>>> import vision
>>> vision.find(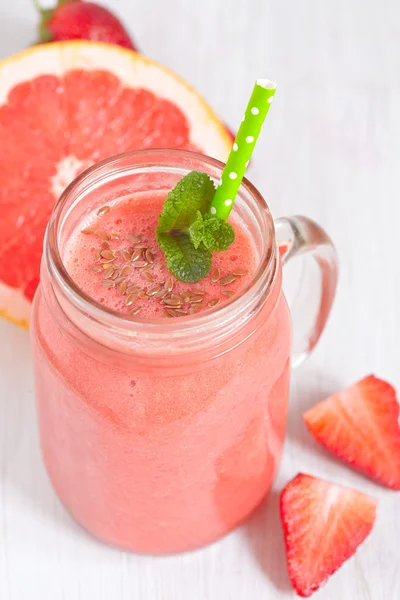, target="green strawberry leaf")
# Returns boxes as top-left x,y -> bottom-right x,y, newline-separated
156,231 -> 212,283
189,211 -> 235,252
157,171 -> 215,233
